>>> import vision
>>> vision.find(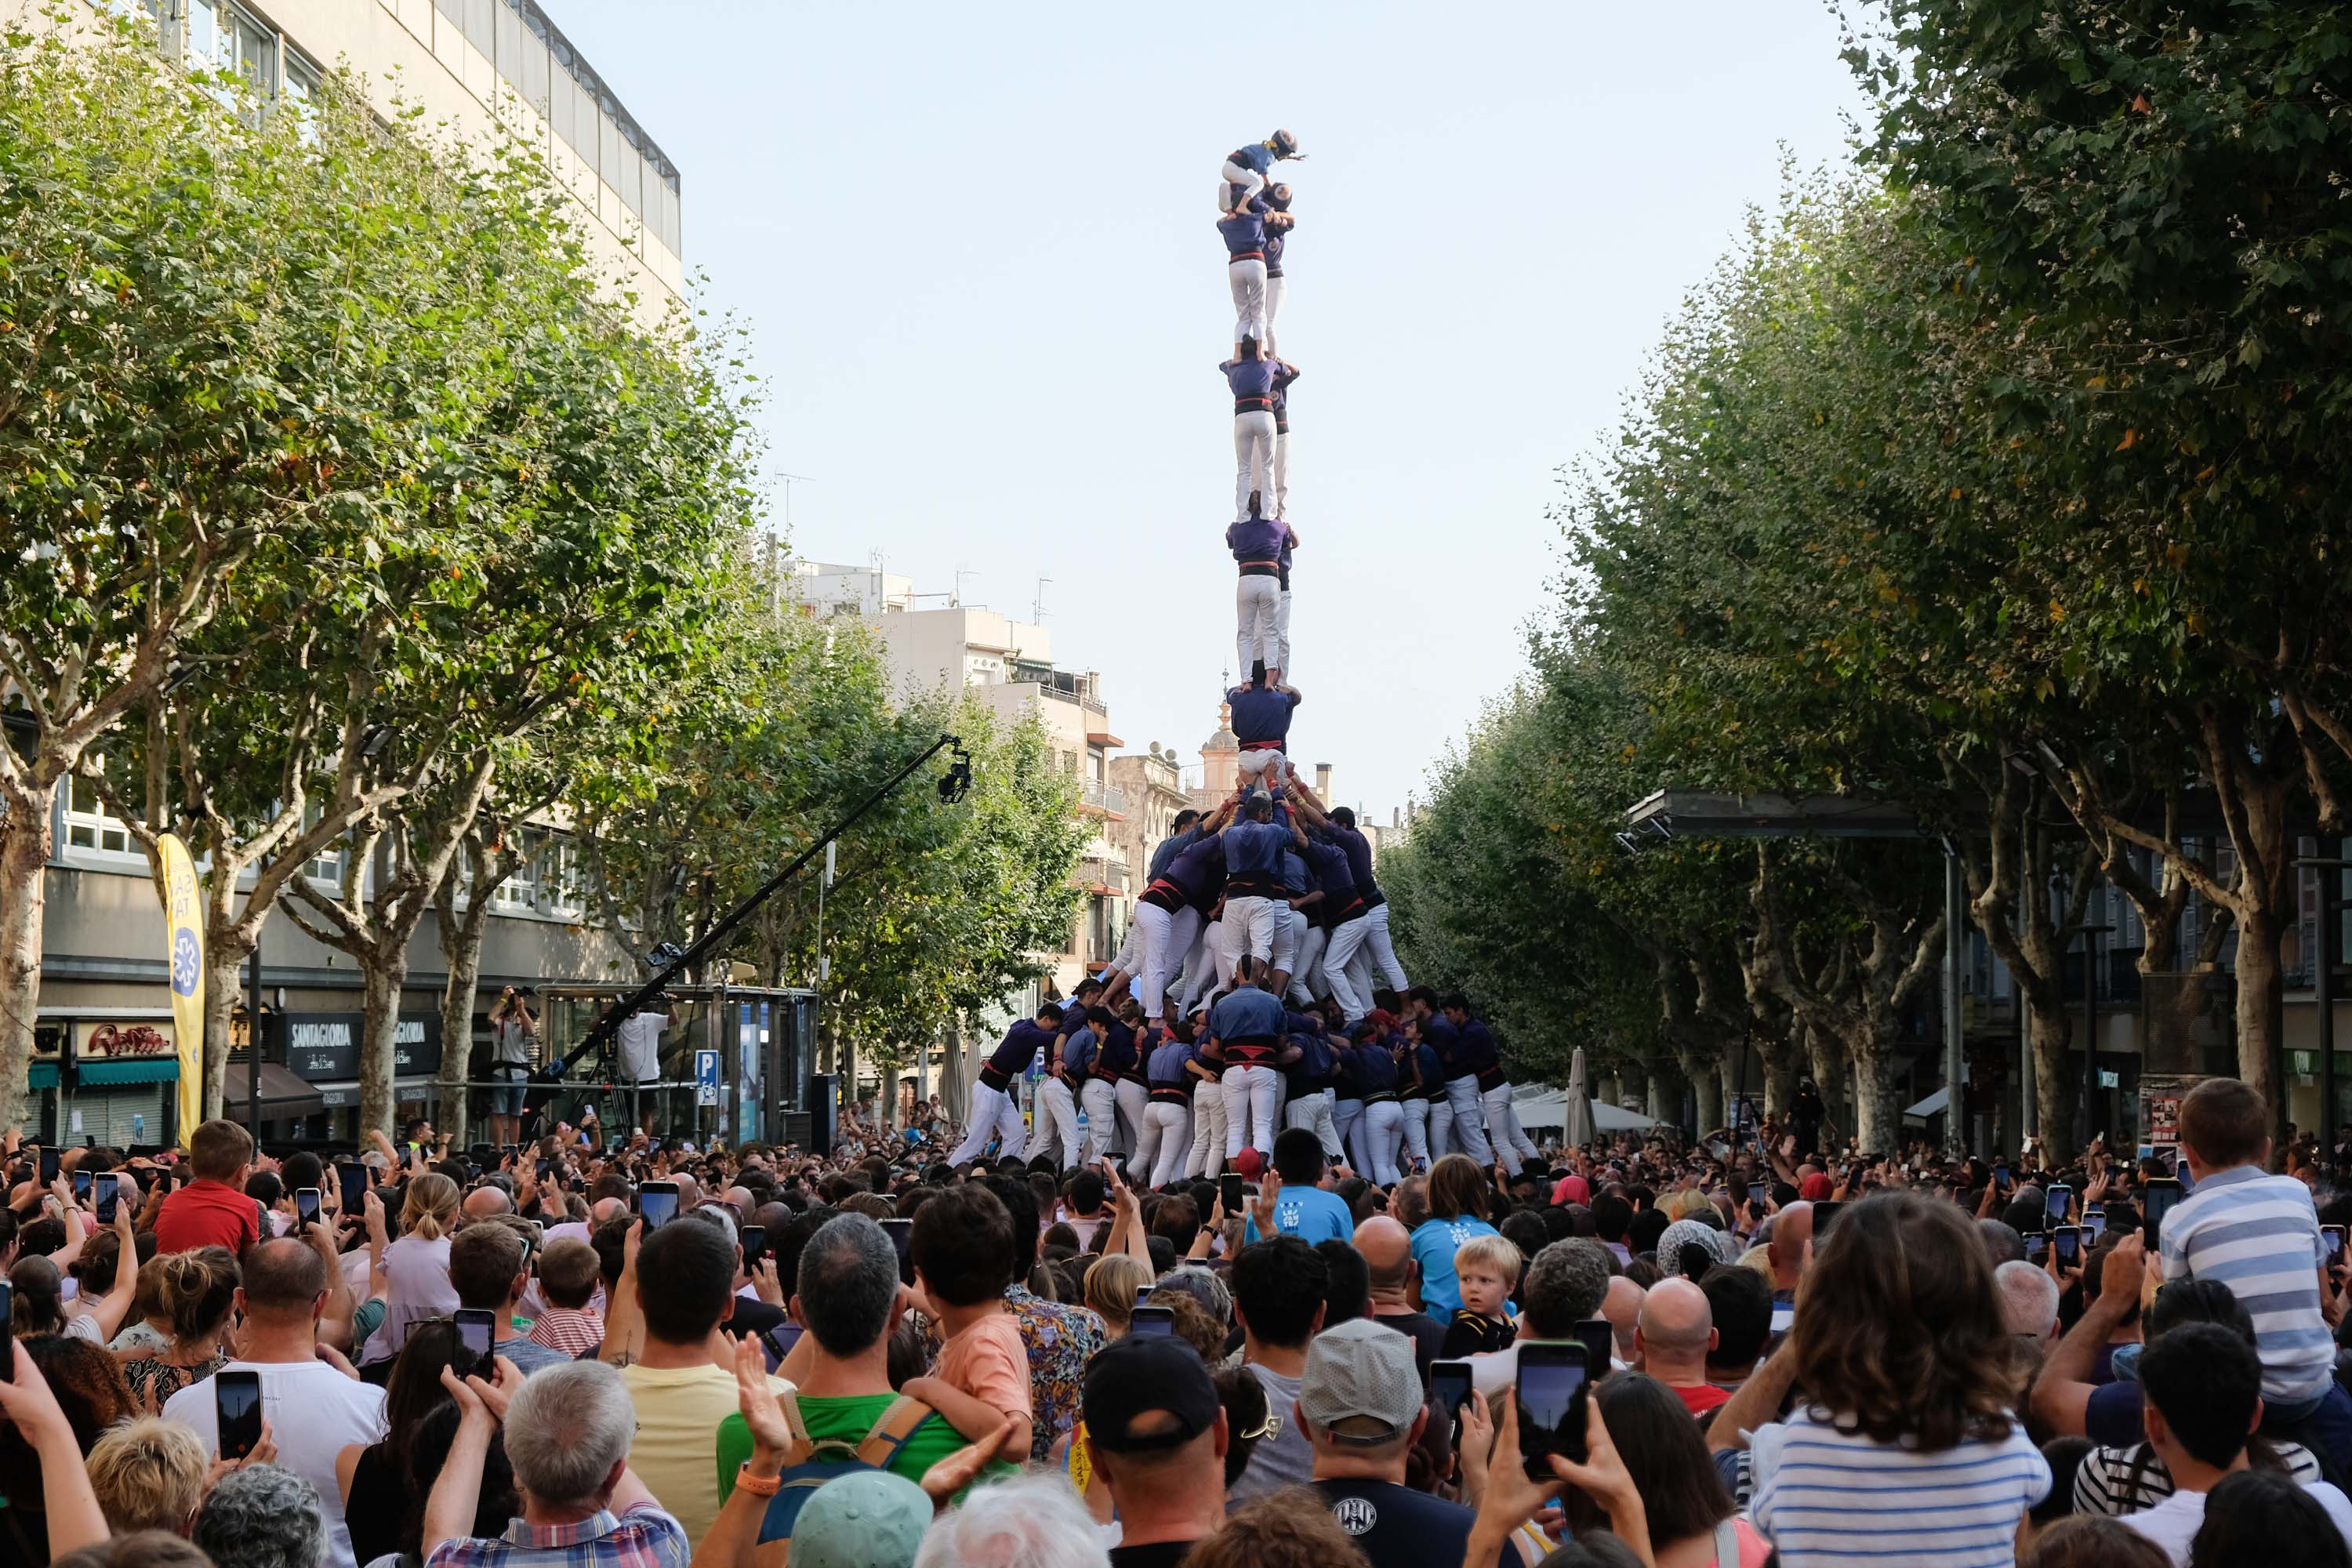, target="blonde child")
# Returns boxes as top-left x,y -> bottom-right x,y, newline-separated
1439,1232 -> 1522,1357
